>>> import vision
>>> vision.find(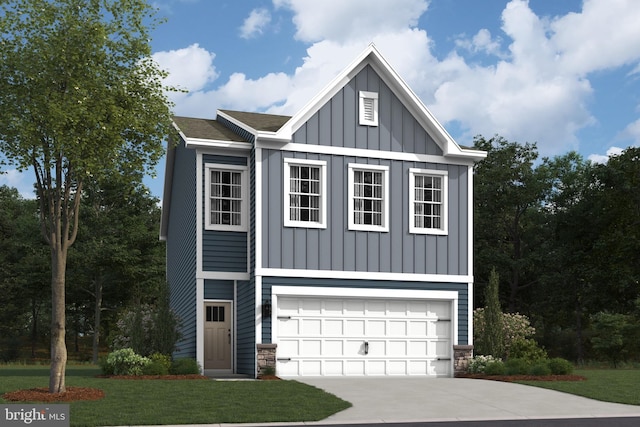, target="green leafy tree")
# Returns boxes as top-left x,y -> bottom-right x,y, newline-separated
0,0 -> 174,392
473,136 -> 553,312
482,268 -> 504,358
